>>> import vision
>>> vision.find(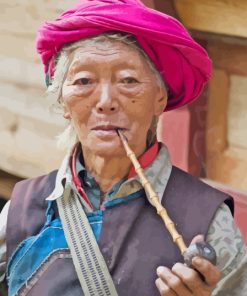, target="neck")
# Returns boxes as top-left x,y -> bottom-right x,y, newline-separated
82,152 -> 131,193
